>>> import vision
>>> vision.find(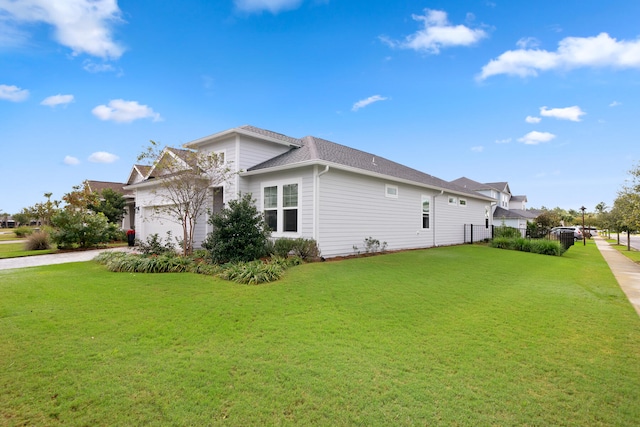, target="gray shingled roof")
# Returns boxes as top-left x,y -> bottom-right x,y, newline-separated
493,206 -> 538,219
239,125 -> 303,146
248,136 -> 488,198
